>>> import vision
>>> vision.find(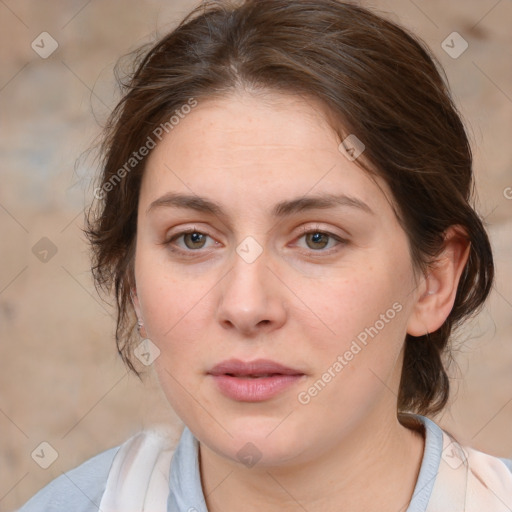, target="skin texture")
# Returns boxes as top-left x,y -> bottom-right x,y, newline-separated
132,90 -> 470,512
